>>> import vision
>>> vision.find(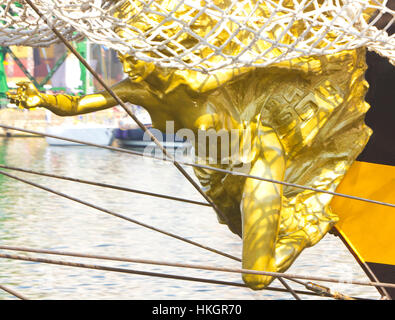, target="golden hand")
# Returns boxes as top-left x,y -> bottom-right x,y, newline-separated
5,78 -> 145,117
6,81 -> 44,109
